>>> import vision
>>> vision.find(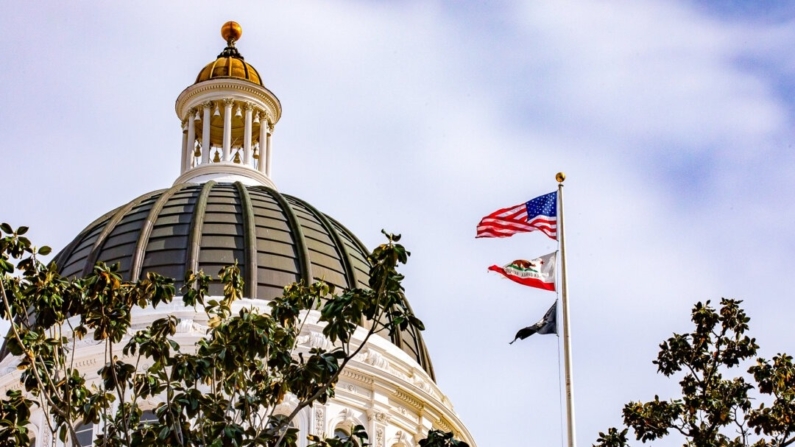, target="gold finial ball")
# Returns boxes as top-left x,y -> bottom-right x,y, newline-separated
221,21 -> 243,44
556,172 -> 566,183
